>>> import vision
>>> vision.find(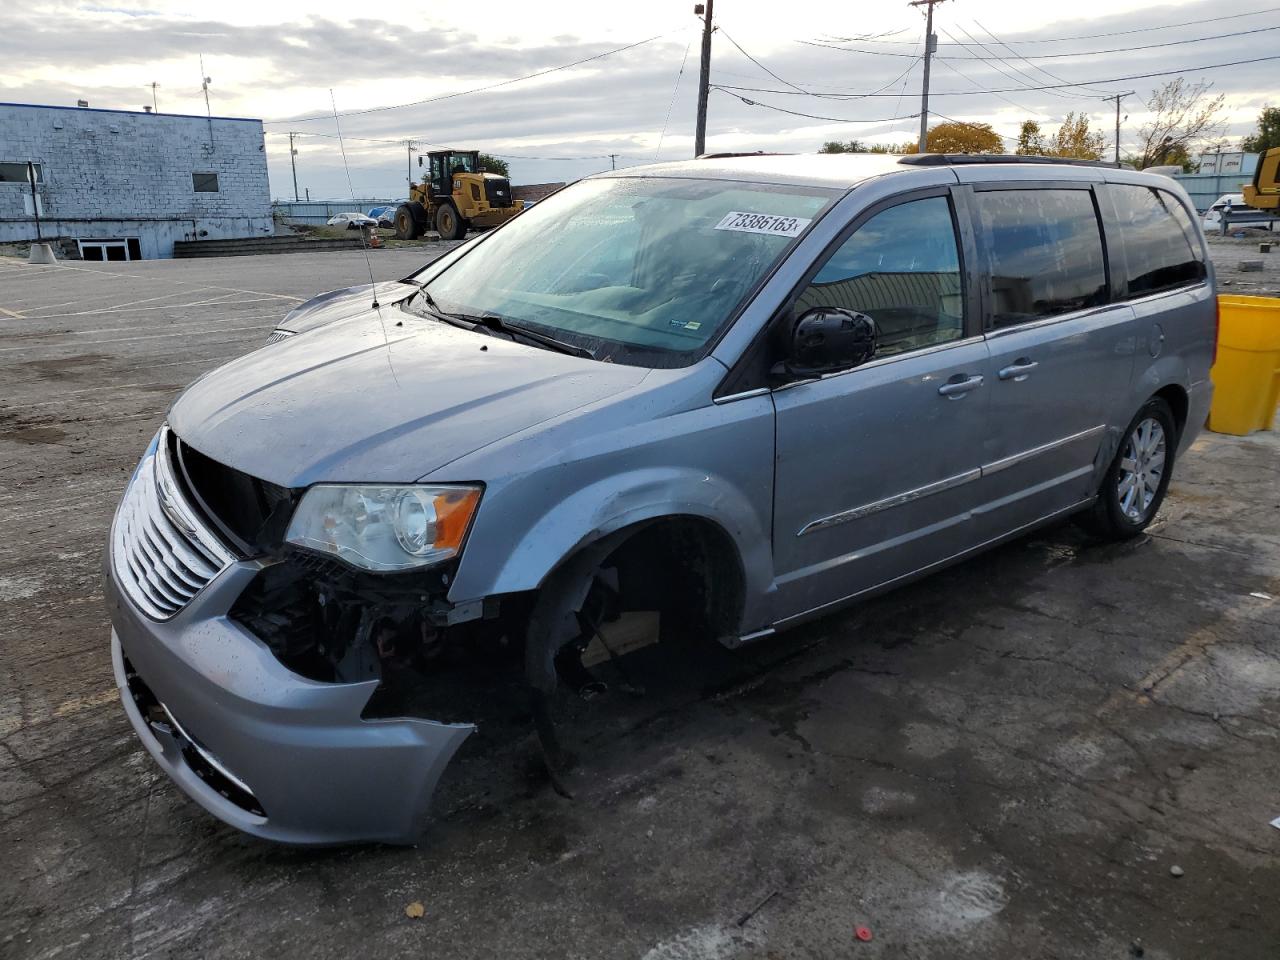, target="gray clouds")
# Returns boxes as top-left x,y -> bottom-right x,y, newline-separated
3,0 -> 1276,197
